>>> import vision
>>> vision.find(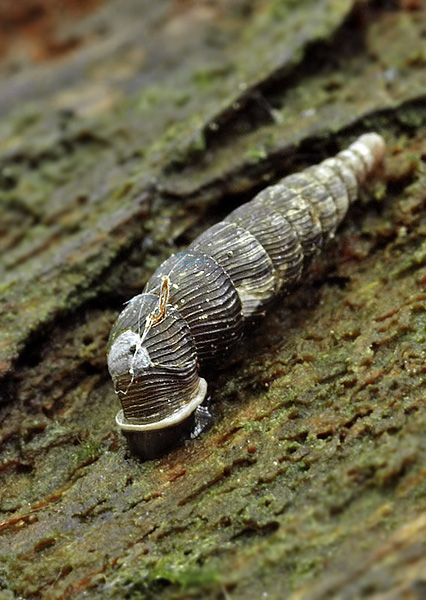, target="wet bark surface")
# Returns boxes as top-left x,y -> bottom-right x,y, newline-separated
0,1 -> 425,599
